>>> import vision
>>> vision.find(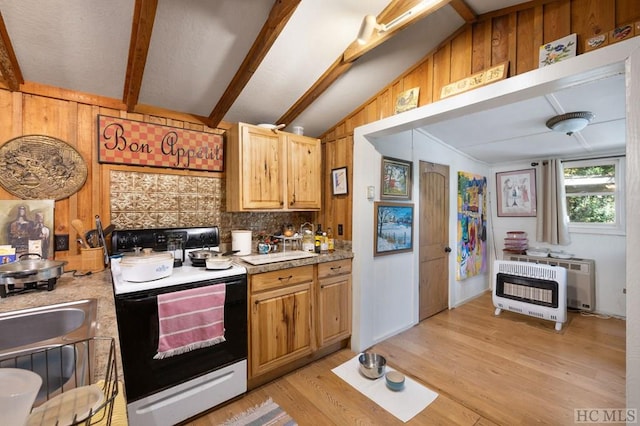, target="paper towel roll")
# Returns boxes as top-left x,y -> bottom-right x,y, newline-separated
231,230 -> 252,255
